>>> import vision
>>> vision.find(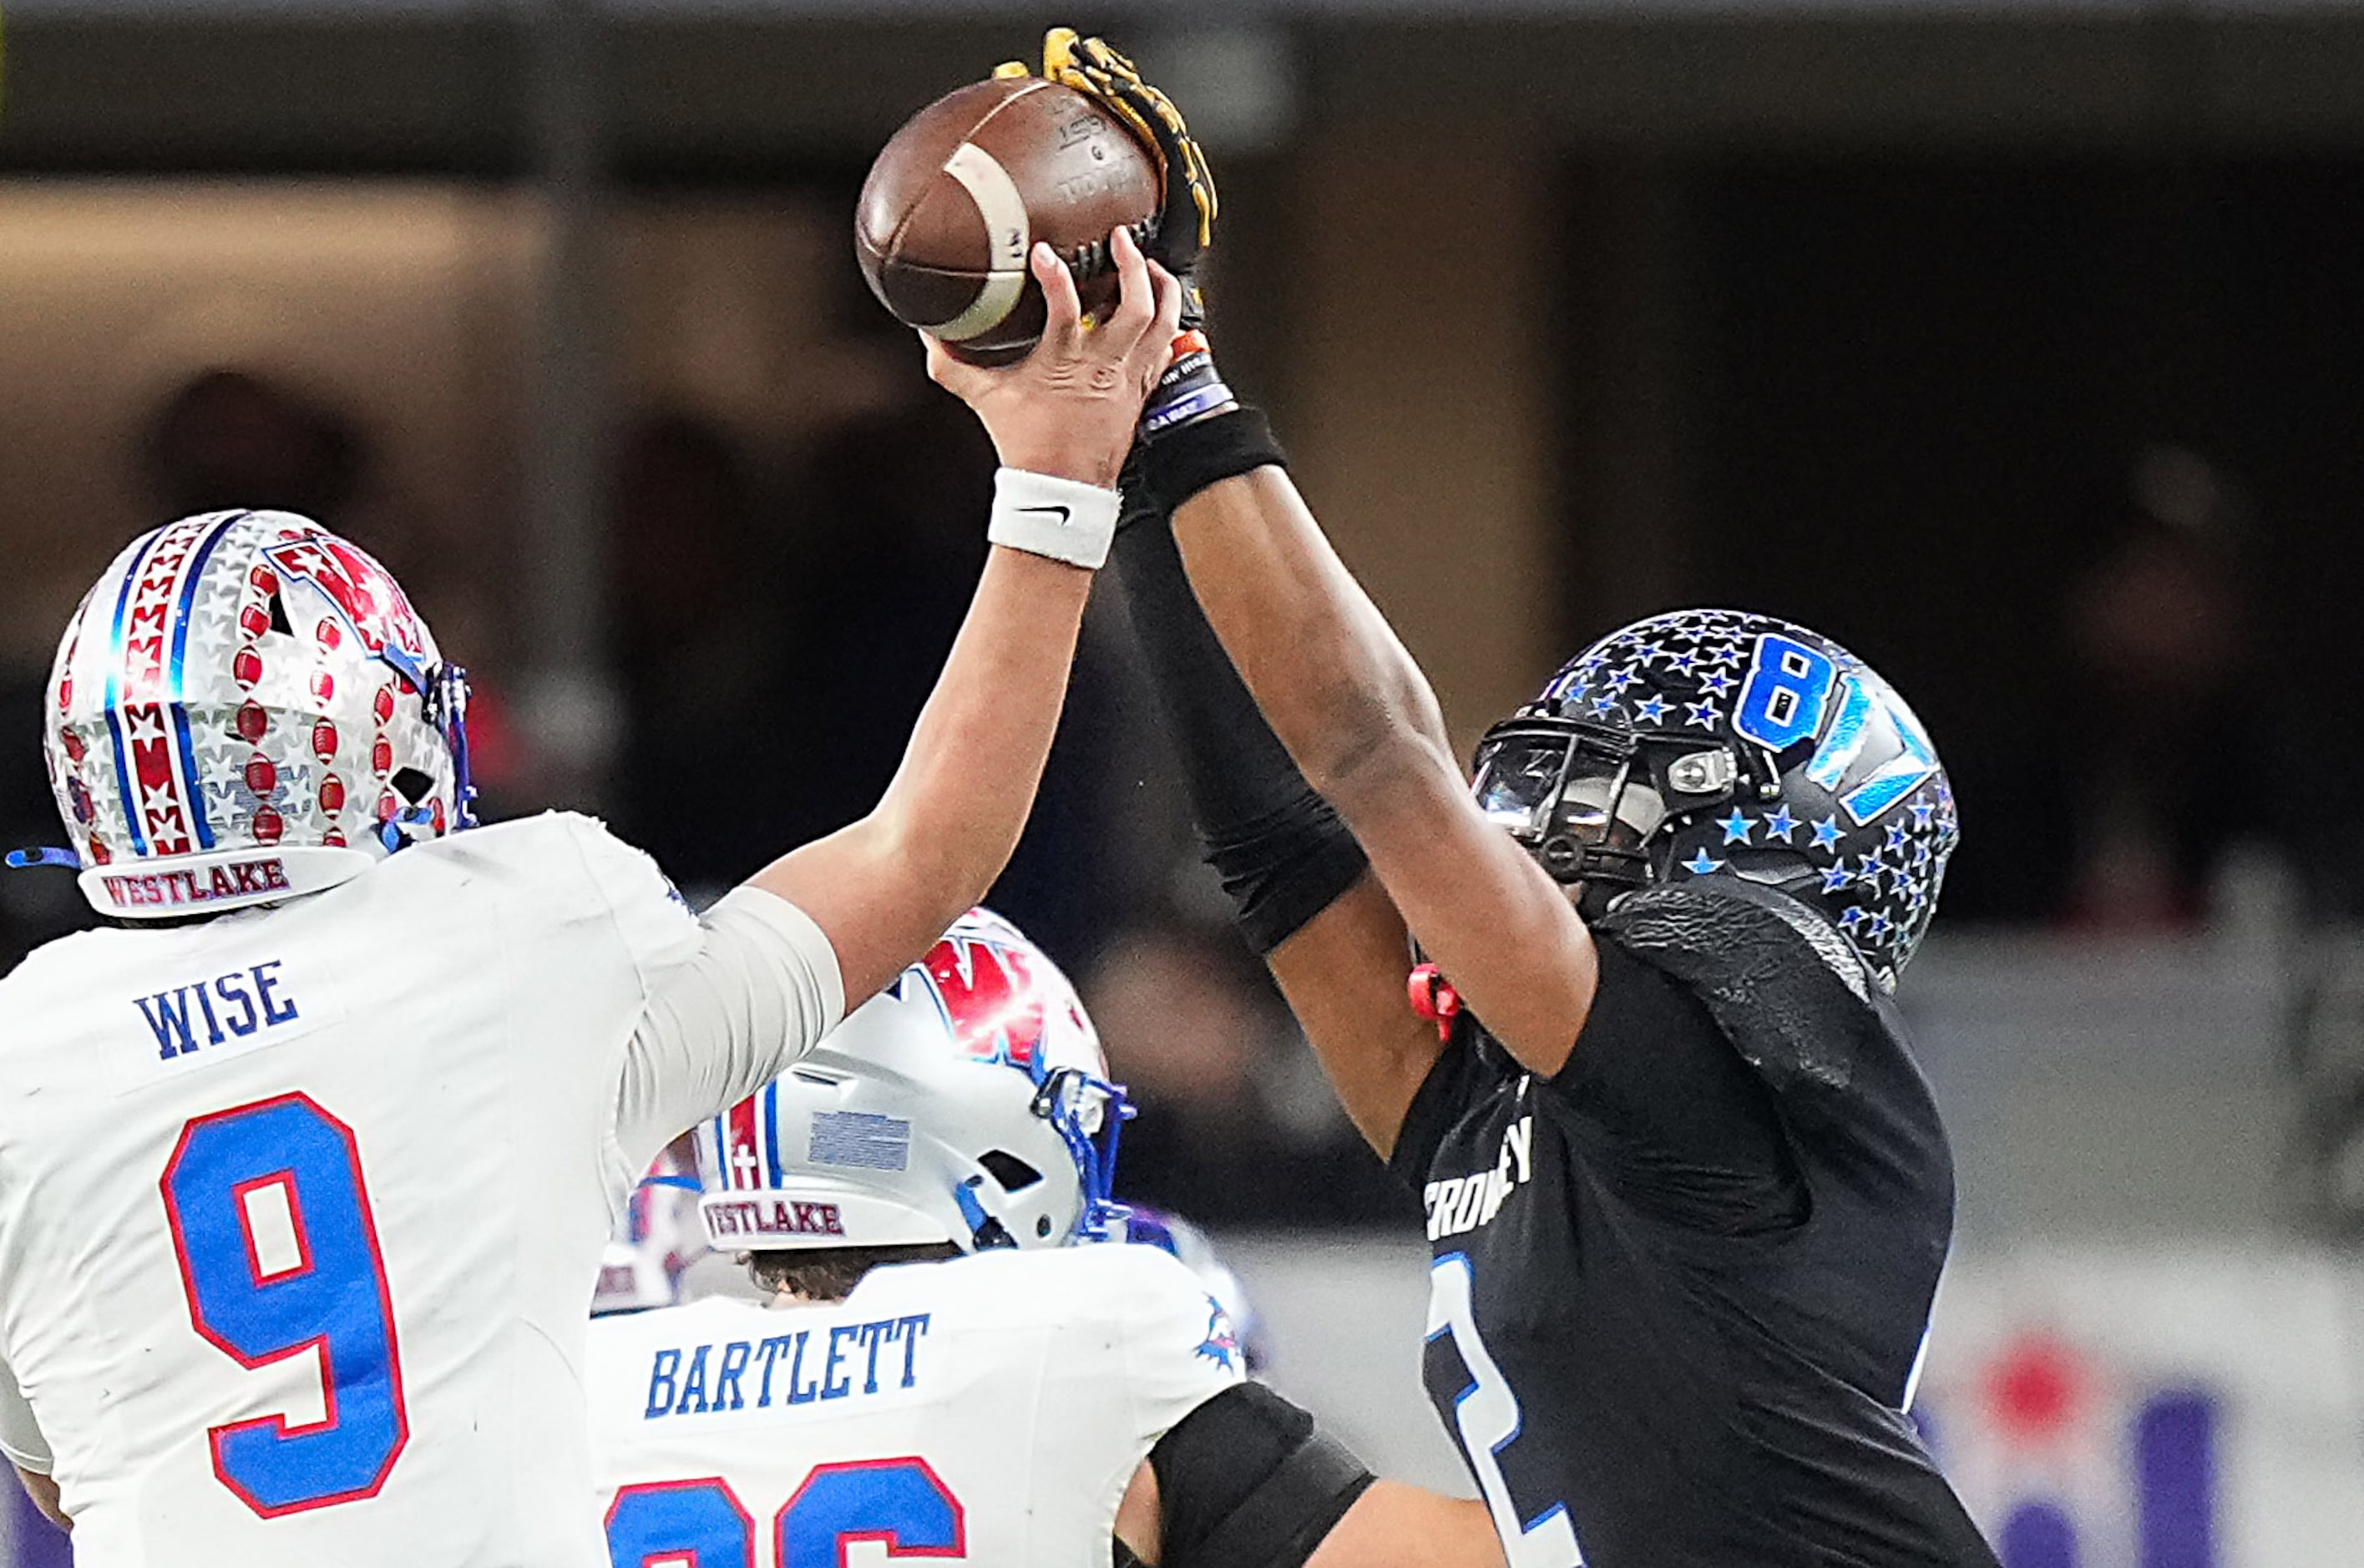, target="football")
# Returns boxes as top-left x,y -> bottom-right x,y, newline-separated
857,75 -> 1162,365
